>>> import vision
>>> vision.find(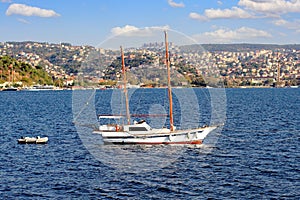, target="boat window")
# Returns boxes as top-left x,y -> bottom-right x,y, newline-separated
129,127 -> 148,131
